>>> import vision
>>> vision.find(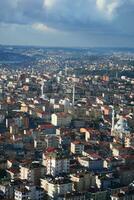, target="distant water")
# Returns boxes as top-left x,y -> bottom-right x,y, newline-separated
0,60 -> 22,64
